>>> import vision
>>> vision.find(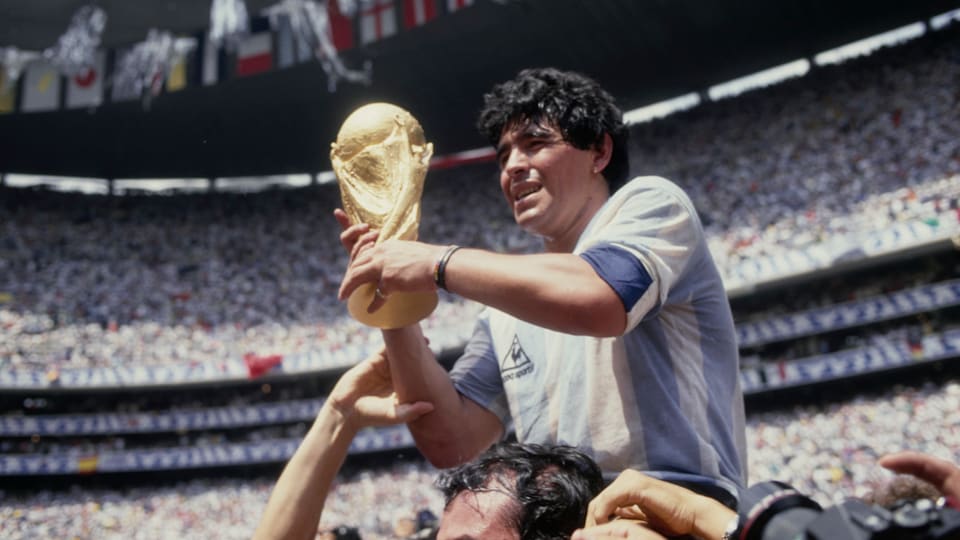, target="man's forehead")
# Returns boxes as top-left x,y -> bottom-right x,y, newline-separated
436,489 -> 520,540
497,119 -> 560,147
